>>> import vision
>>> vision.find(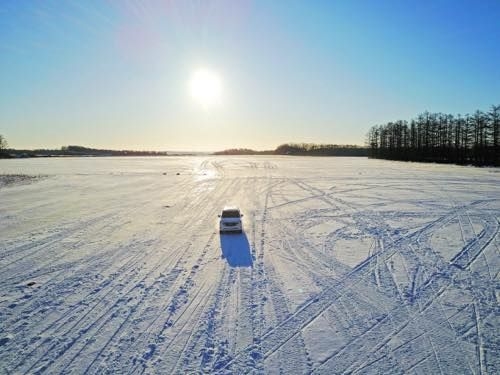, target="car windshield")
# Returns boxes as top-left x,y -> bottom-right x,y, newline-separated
221,210 -> 240,218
